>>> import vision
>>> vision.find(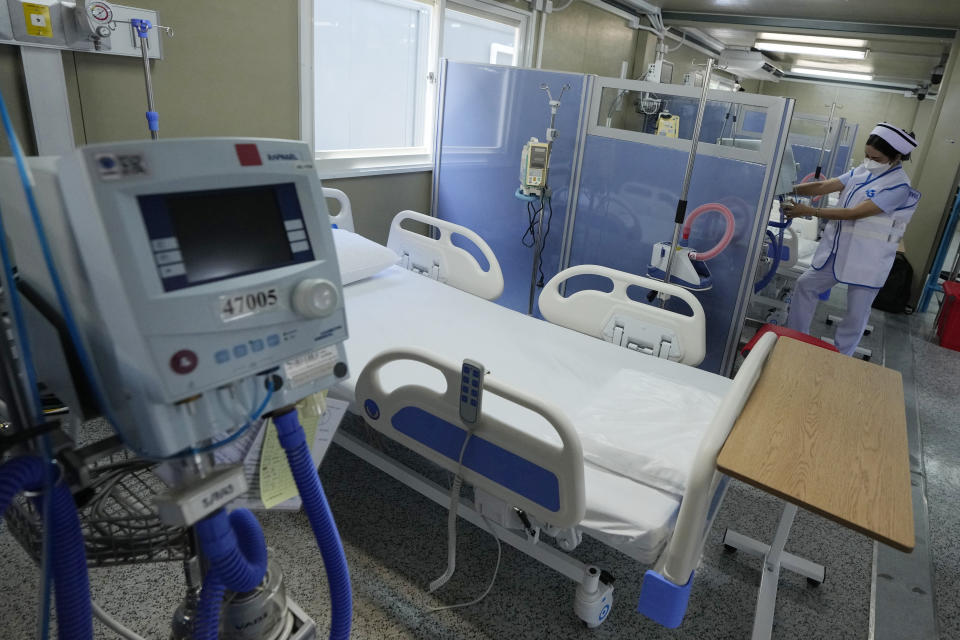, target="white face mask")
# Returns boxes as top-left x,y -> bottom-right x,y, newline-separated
862,158 -> 890,173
